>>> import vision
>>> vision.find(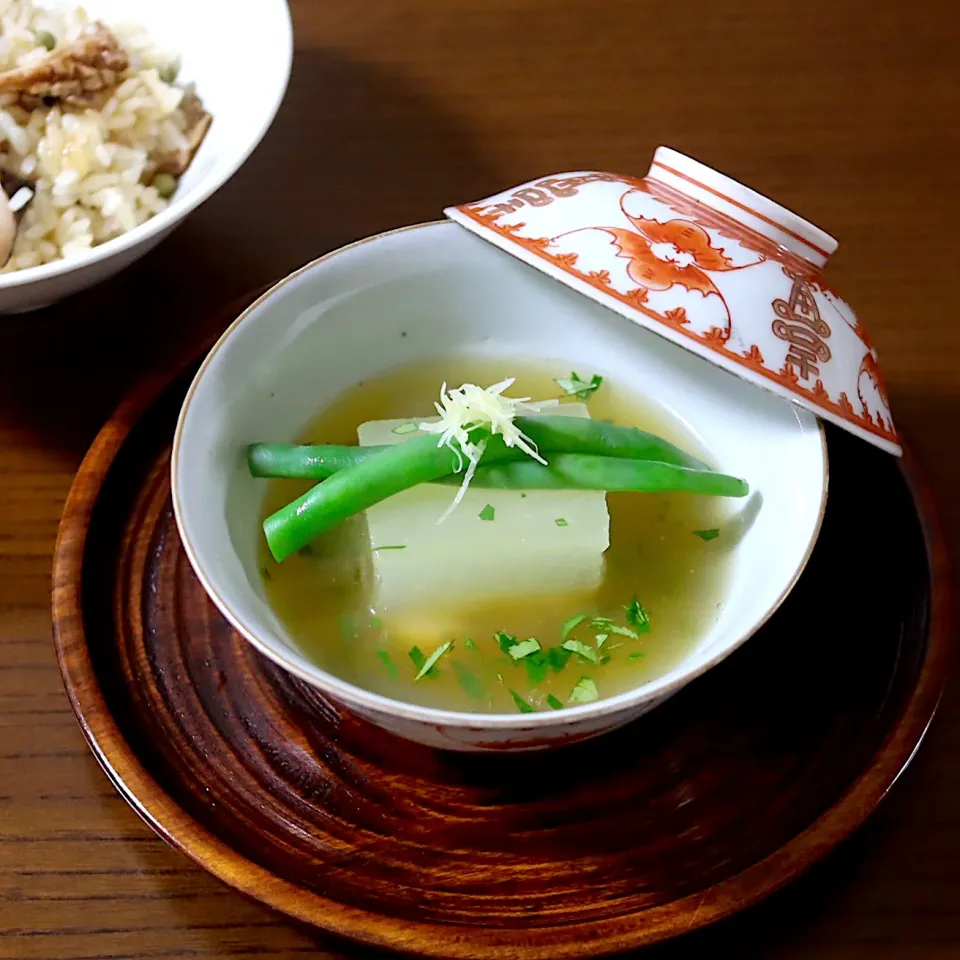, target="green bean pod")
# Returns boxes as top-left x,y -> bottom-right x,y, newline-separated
247,443 -> 379,479
251,441 -> 746,494
258,419 -> 743,563
515,416 -> 711,470
263,433 -> 514,562
436,455 -> 748,495
248,418 -> 711,481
